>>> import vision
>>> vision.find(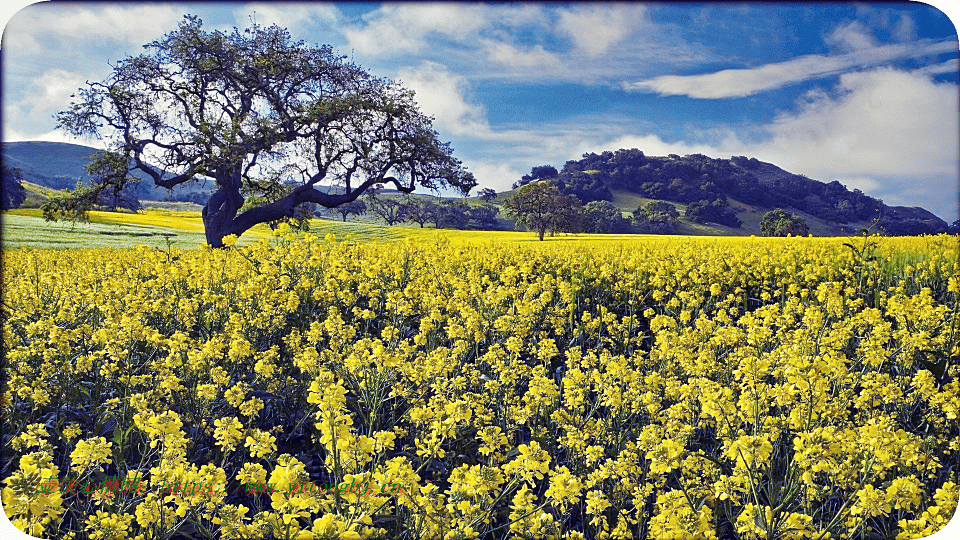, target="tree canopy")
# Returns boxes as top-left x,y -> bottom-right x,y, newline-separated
505,181 -> 581,240
760,208 -> 810,236
56,15 -> 475,246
